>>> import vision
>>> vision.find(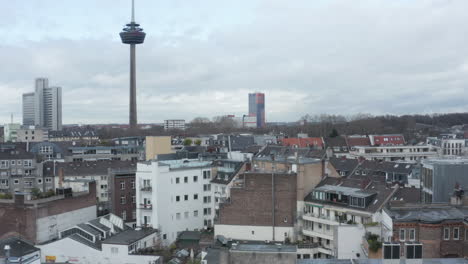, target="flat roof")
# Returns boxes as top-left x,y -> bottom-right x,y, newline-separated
0,237 -> 39,258
231,244 -> 296,253
103,228 -> 157,245
159,159 -> 212,169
